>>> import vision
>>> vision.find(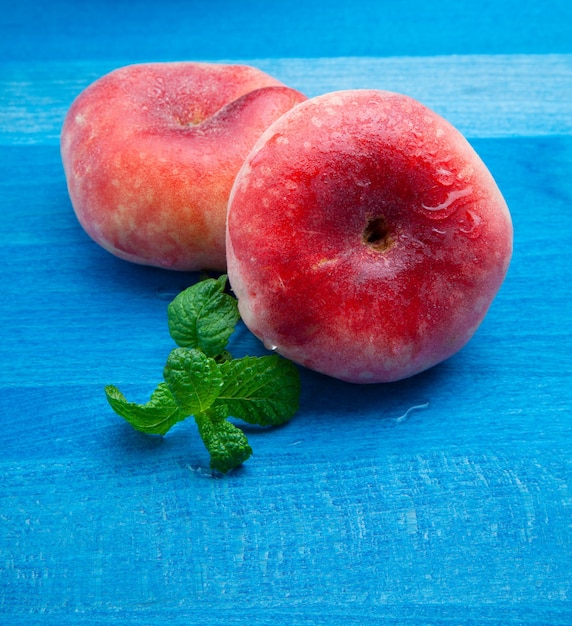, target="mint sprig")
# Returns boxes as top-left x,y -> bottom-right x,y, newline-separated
106,275 -> 300,474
